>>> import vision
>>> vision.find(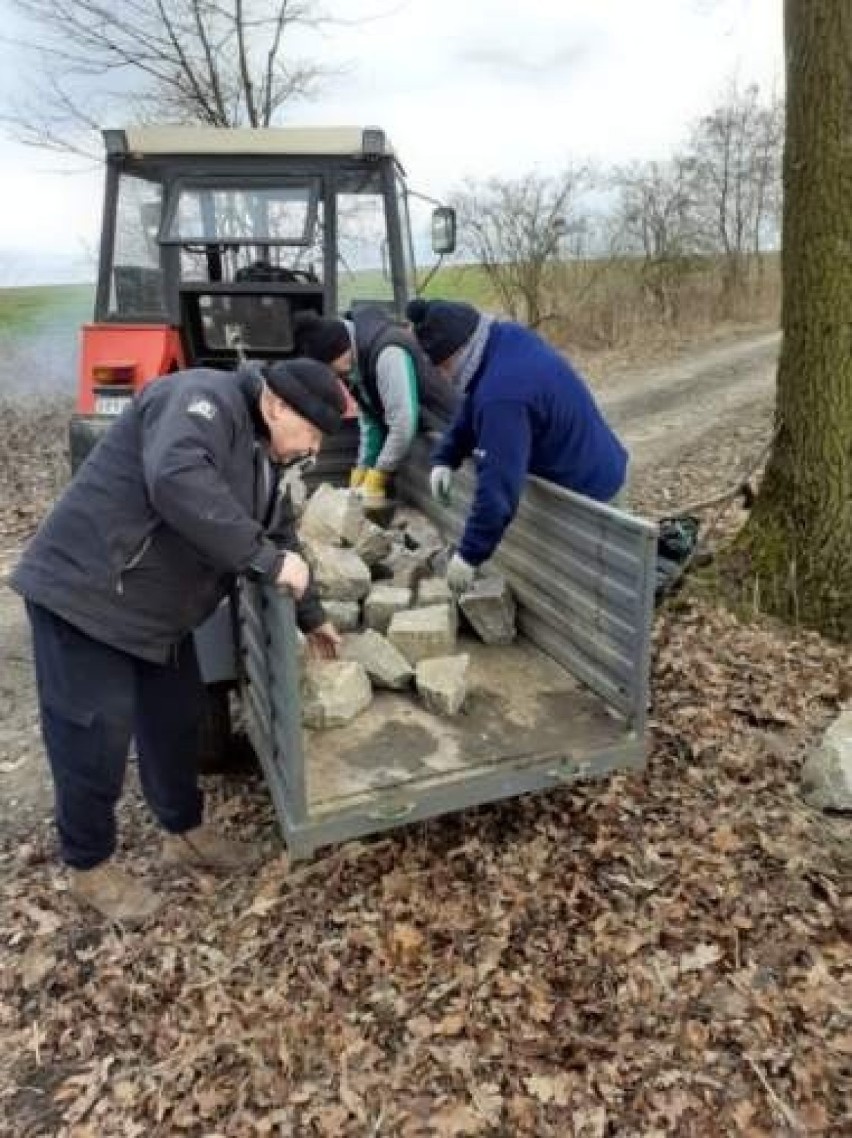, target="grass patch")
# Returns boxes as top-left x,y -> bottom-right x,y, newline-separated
421,263 -> 496,307
338,263 -> 496,313
0,284 -> 93,335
